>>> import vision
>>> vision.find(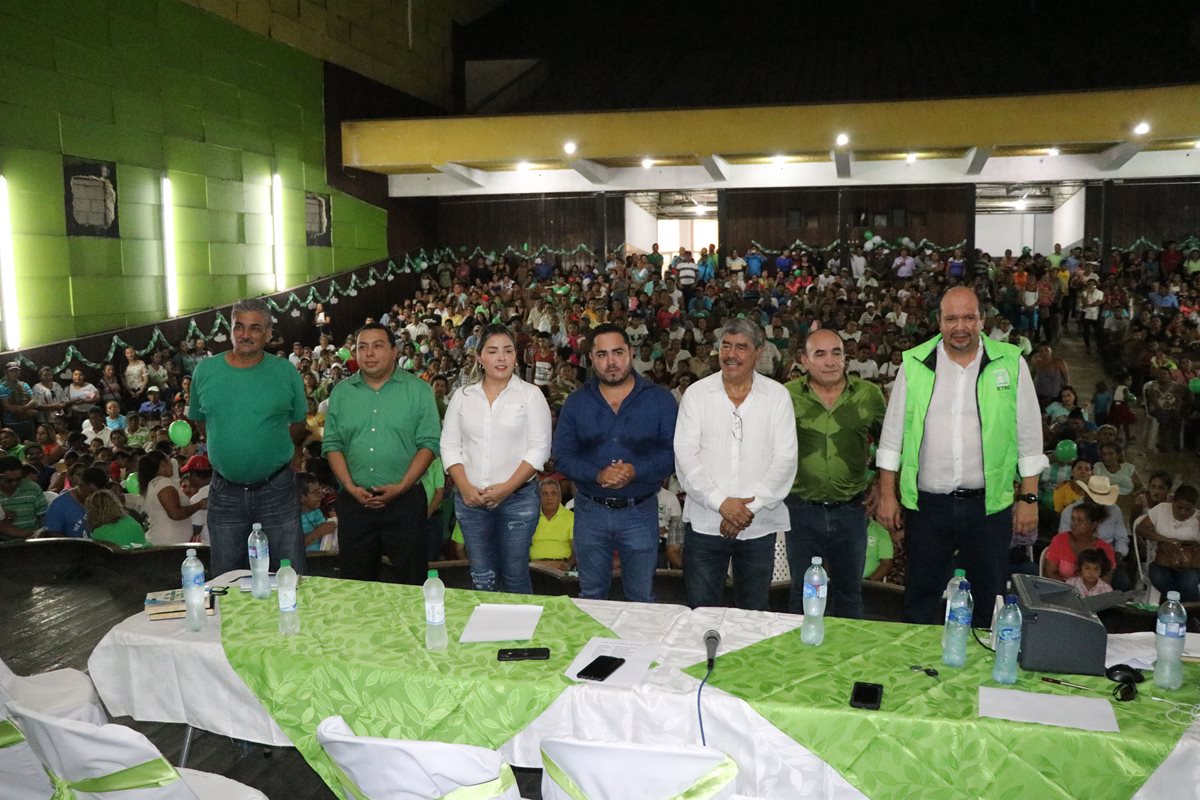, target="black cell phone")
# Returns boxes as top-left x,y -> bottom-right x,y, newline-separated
577,655 -> 625,682
849,681 -> 883,710
497,647 -> 550,662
